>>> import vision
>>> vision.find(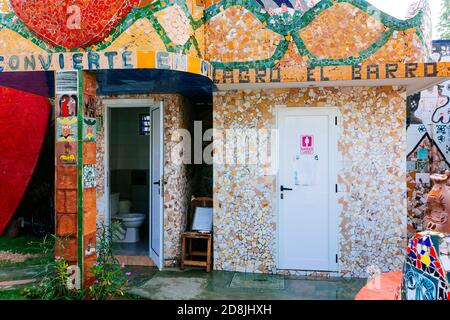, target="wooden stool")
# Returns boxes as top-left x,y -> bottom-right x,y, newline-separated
180,232 -> 212,272
180,196 -> 213,272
